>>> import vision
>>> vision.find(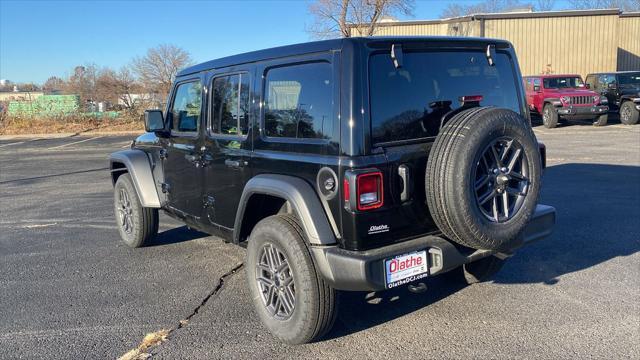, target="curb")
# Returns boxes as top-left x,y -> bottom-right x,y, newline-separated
0,131 -> 142,140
